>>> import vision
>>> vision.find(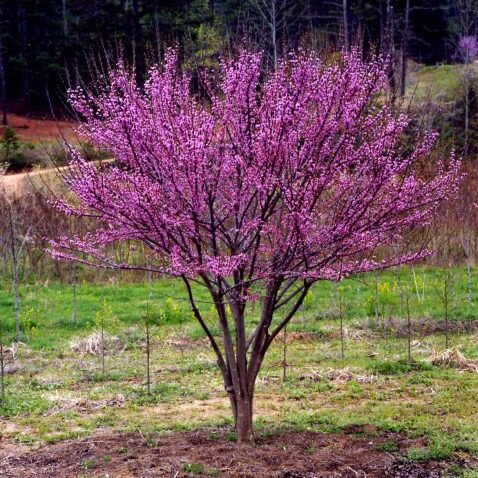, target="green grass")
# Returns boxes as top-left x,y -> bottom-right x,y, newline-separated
0,266 -> 476,475
410,64 -> 462,102
1,265 -> 478,349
